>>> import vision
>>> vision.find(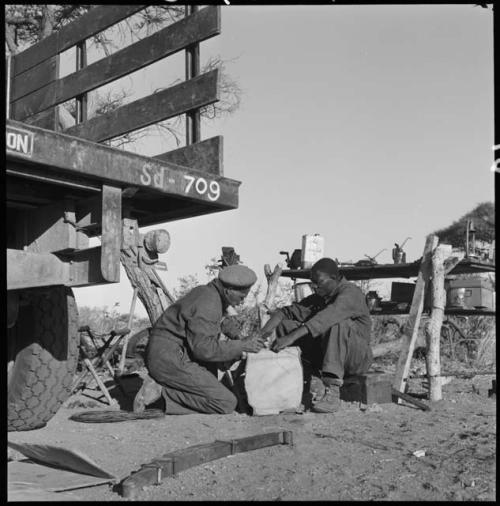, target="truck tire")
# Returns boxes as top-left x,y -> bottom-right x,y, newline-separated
8,287 -> 79,431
